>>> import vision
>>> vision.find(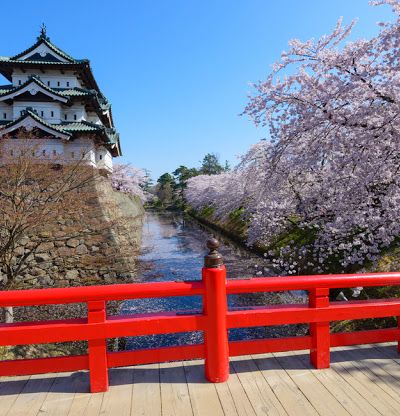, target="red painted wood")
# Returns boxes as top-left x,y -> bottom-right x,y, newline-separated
229,336 -> 312,356
105,313 -> 205,338
331,328 -> 399,346
2,271 -> 400,308
0,318 -> 87,346
2,328 -> 397,378
0,280 -> 205,307
0,313 -> 205,346
0,355 -> 89,376
88,301 -> 108,393
203,265 -> 229,382
107,344 -> 205,367
226,299 -> 400,328
309,288 -> 330,368
2,268 -> 400,392
226,272 -> 400,294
